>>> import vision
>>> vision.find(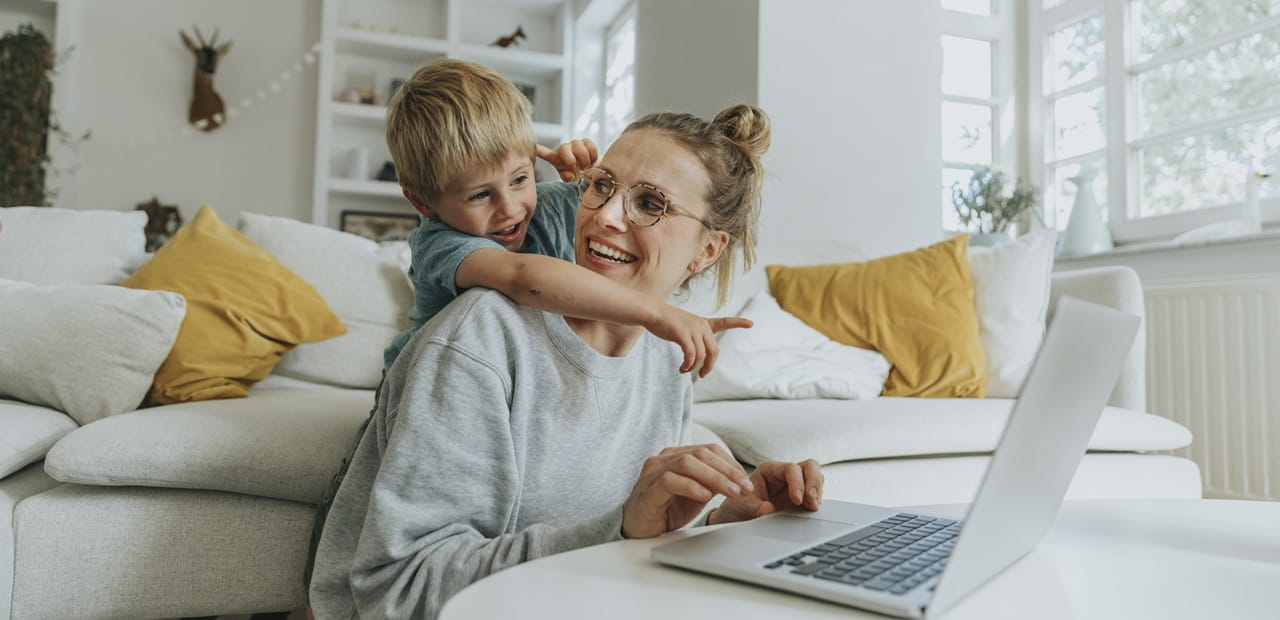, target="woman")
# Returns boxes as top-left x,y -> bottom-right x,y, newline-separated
309,105 -> 824,619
